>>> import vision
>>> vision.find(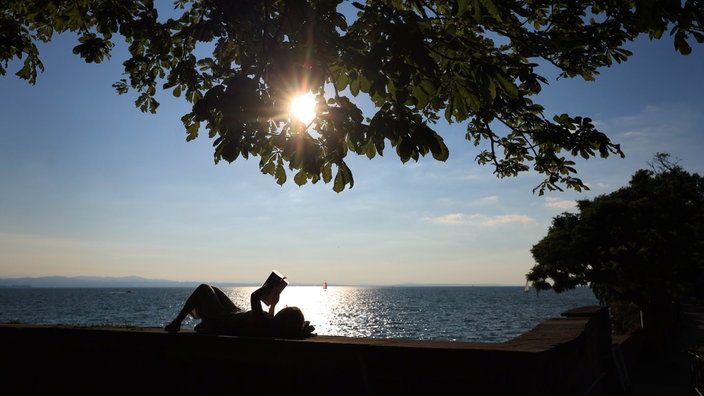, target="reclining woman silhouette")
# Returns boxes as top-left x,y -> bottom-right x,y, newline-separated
165,281 -> 315,339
